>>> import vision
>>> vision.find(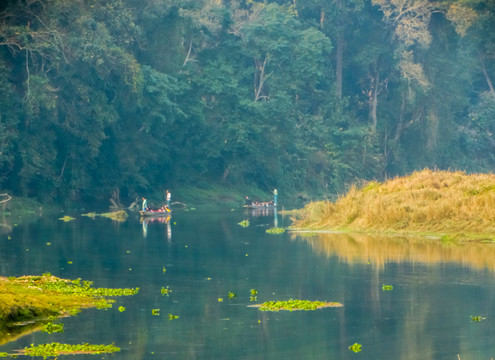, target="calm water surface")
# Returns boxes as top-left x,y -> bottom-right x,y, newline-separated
1,209 -> 495,359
